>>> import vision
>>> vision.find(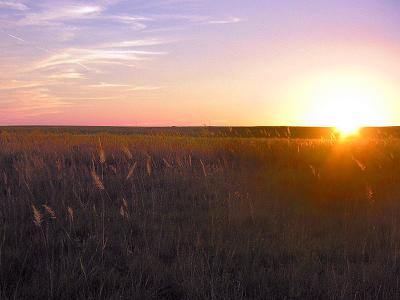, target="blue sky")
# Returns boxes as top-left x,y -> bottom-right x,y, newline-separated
0,0 -> 399,125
